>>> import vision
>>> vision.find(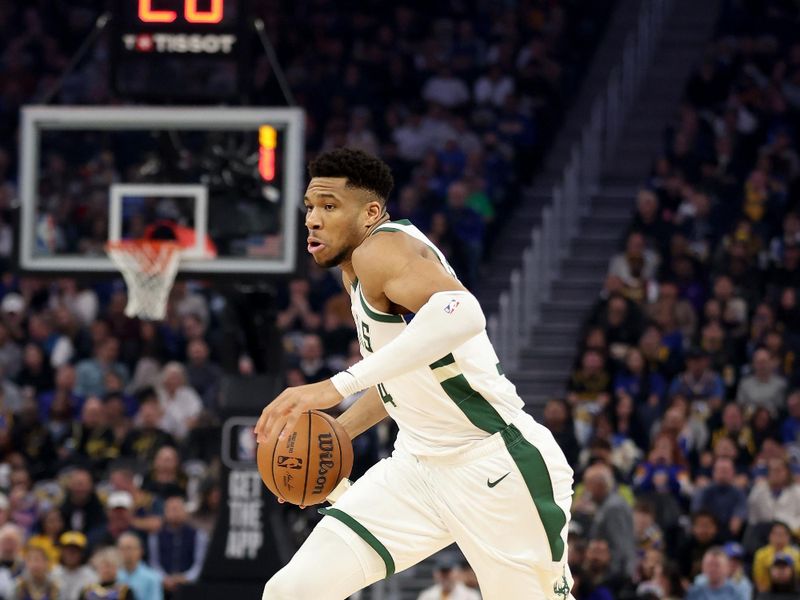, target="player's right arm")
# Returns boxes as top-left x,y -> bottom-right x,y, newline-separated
336,386 -> 388,440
